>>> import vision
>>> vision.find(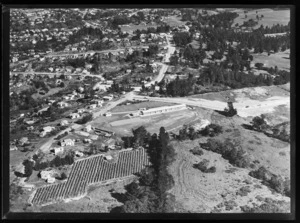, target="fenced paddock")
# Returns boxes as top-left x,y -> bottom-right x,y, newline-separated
30,148 -> 150,206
